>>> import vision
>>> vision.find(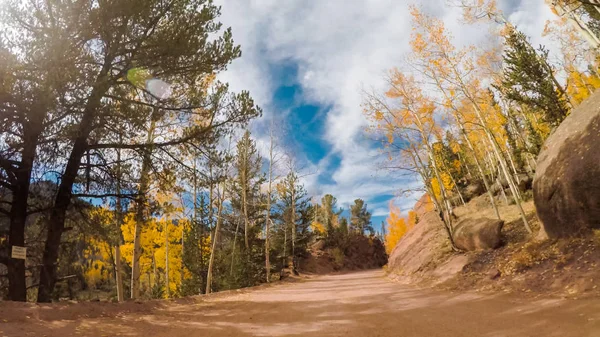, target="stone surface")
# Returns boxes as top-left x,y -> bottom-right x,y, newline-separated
463,182 -> 484,201
487,268 -> 501,280
533,91 -> 600,238
452,218 -> 504,251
